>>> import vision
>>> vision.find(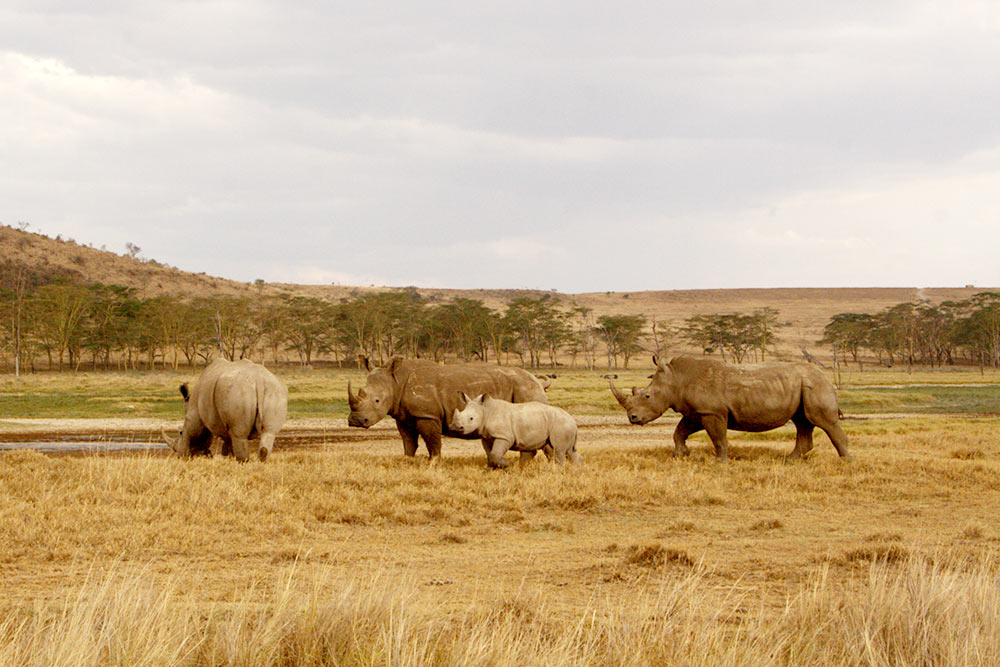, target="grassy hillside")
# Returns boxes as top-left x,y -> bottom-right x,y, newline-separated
3,225 -> 993,360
